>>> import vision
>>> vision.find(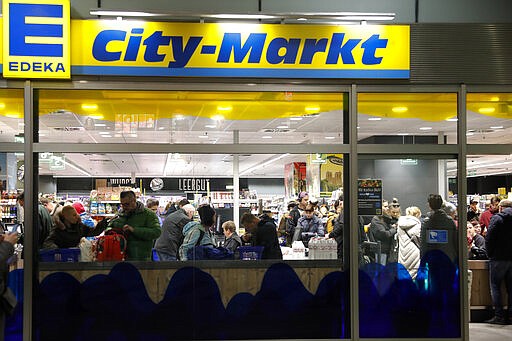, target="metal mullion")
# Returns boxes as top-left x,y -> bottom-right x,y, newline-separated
458,84 -> 470,341
349,84 -> 360,341
33,143 -> 349,155
23,81 -> 35,341
31,80 -> 351,93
